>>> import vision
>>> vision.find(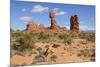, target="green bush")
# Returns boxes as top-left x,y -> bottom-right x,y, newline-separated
34,47 -> 46,63
58,33 -> 67,39
38,32 -> 51,40
11,32 -> 22,38
70,32 -> 78,38
58,33 -> 73,44
78,49 -> 95,59
12,32 -> 34,52
79,32 -> 95,42
63,36 -> 72,44
50,54 -> 57,62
